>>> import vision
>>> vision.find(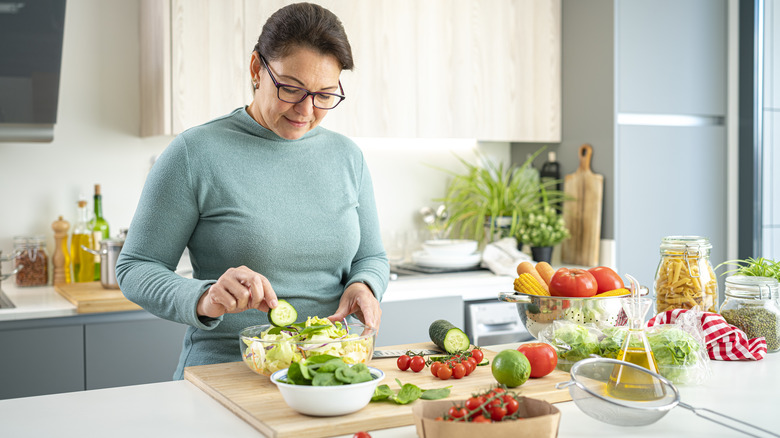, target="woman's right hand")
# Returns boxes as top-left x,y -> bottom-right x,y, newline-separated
196,266 -> 278,318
